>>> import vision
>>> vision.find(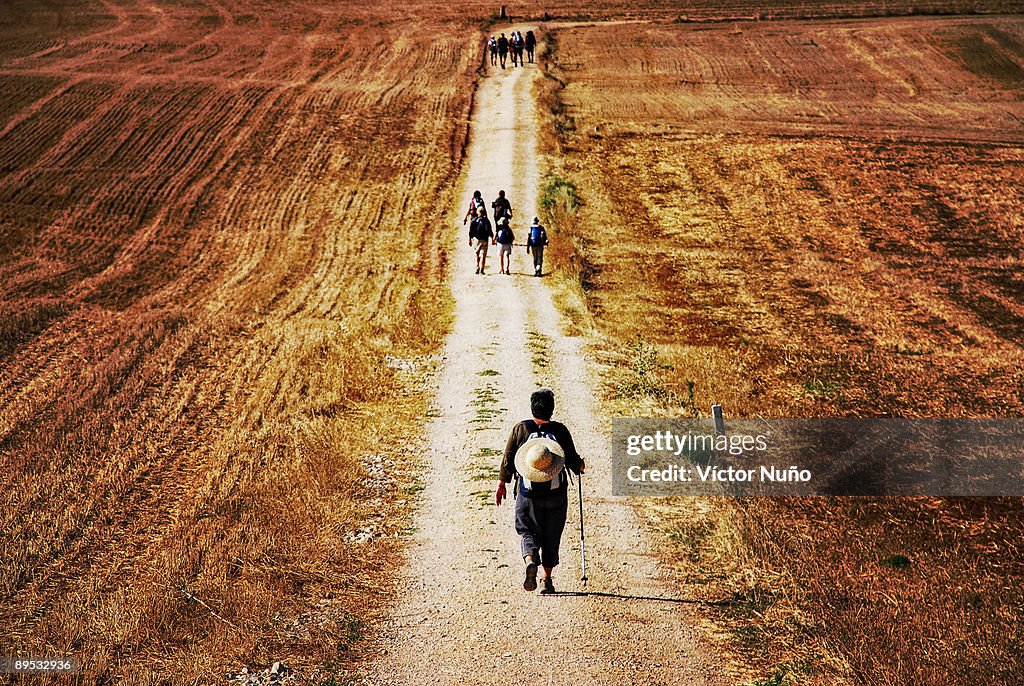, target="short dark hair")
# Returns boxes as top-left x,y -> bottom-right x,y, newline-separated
531,389 -> 555,420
